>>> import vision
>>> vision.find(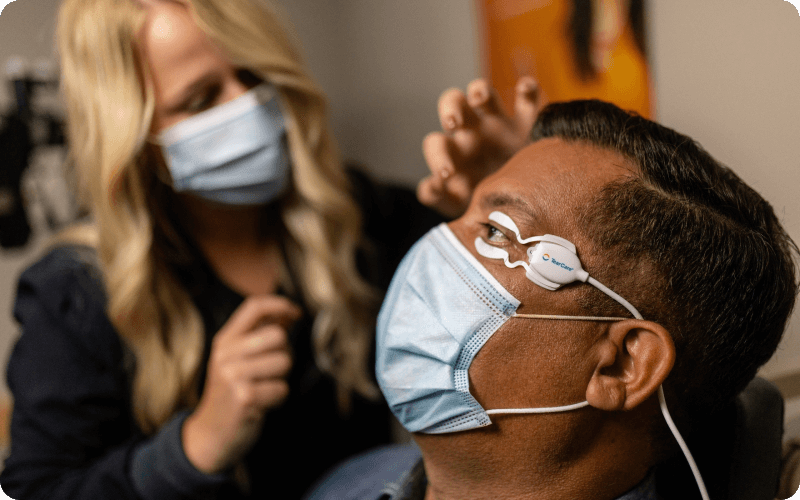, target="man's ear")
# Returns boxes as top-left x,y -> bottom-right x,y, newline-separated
585,320 -> 675,411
